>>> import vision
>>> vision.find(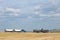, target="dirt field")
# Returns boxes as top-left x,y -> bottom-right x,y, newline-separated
0,32 -> 60,40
